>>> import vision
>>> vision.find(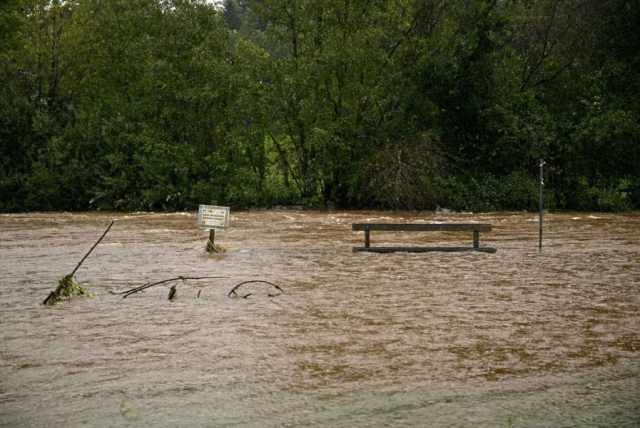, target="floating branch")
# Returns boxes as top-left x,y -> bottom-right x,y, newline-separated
115,276 -> 229,299
43,220 -> 115,306
227,280 -> 283,298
